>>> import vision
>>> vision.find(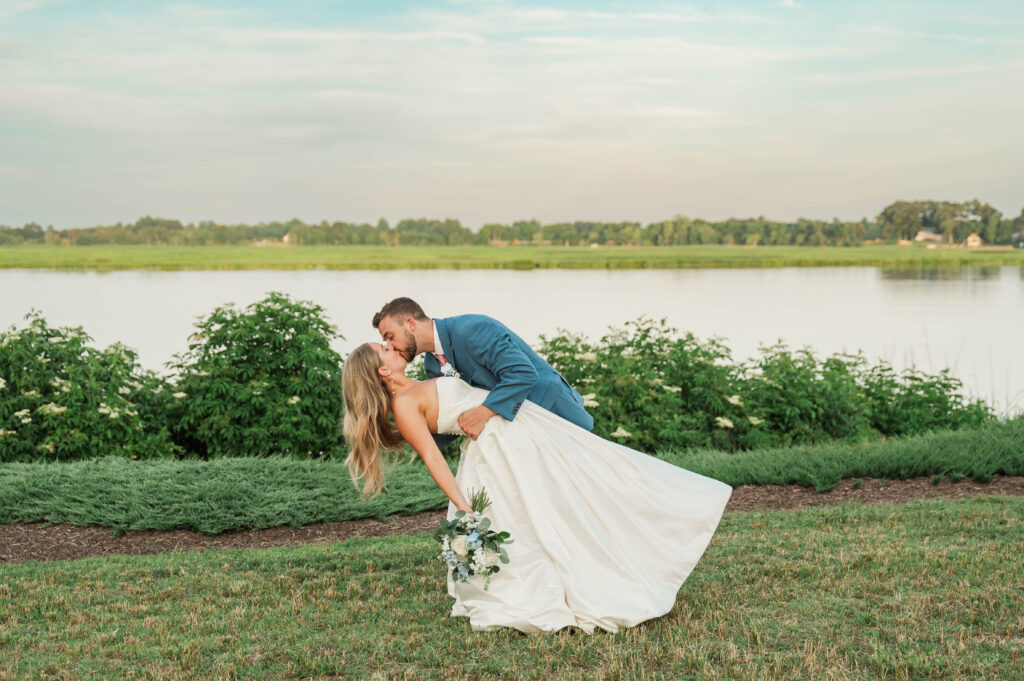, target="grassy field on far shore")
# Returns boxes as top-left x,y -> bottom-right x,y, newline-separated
2,497 -> 1020,680
1,244 -> 1022,271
